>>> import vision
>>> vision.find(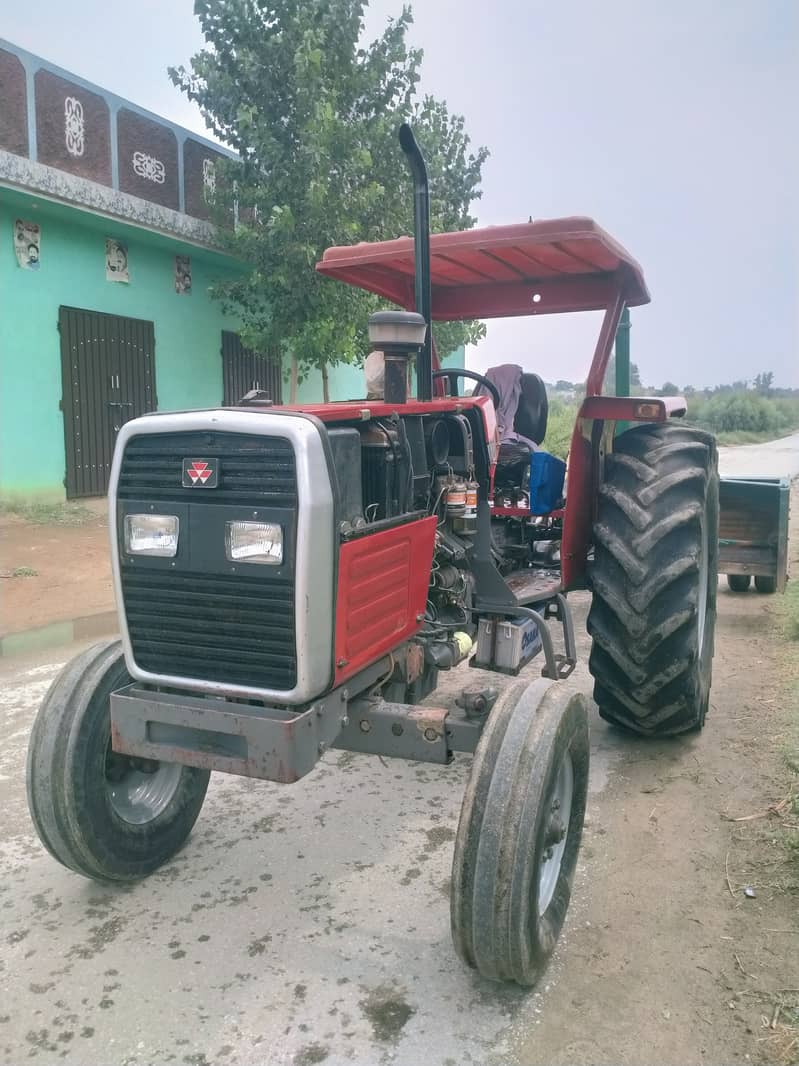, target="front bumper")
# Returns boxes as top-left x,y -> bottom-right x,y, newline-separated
110,656 -> 392,784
